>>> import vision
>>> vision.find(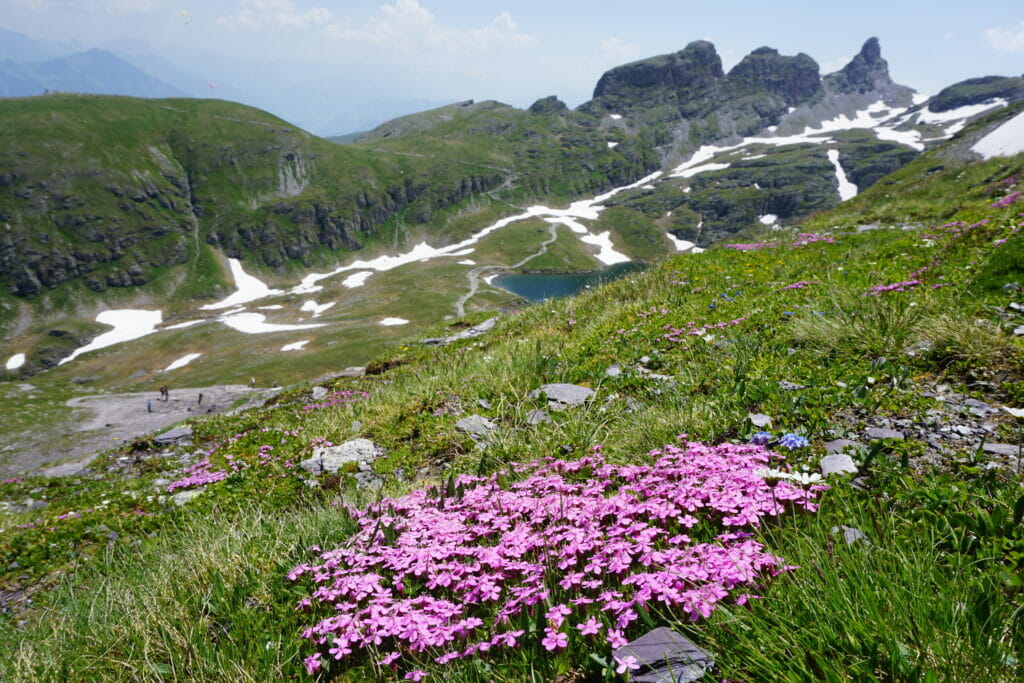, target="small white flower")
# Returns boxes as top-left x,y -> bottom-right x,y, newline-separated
866,377 -> 876,385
